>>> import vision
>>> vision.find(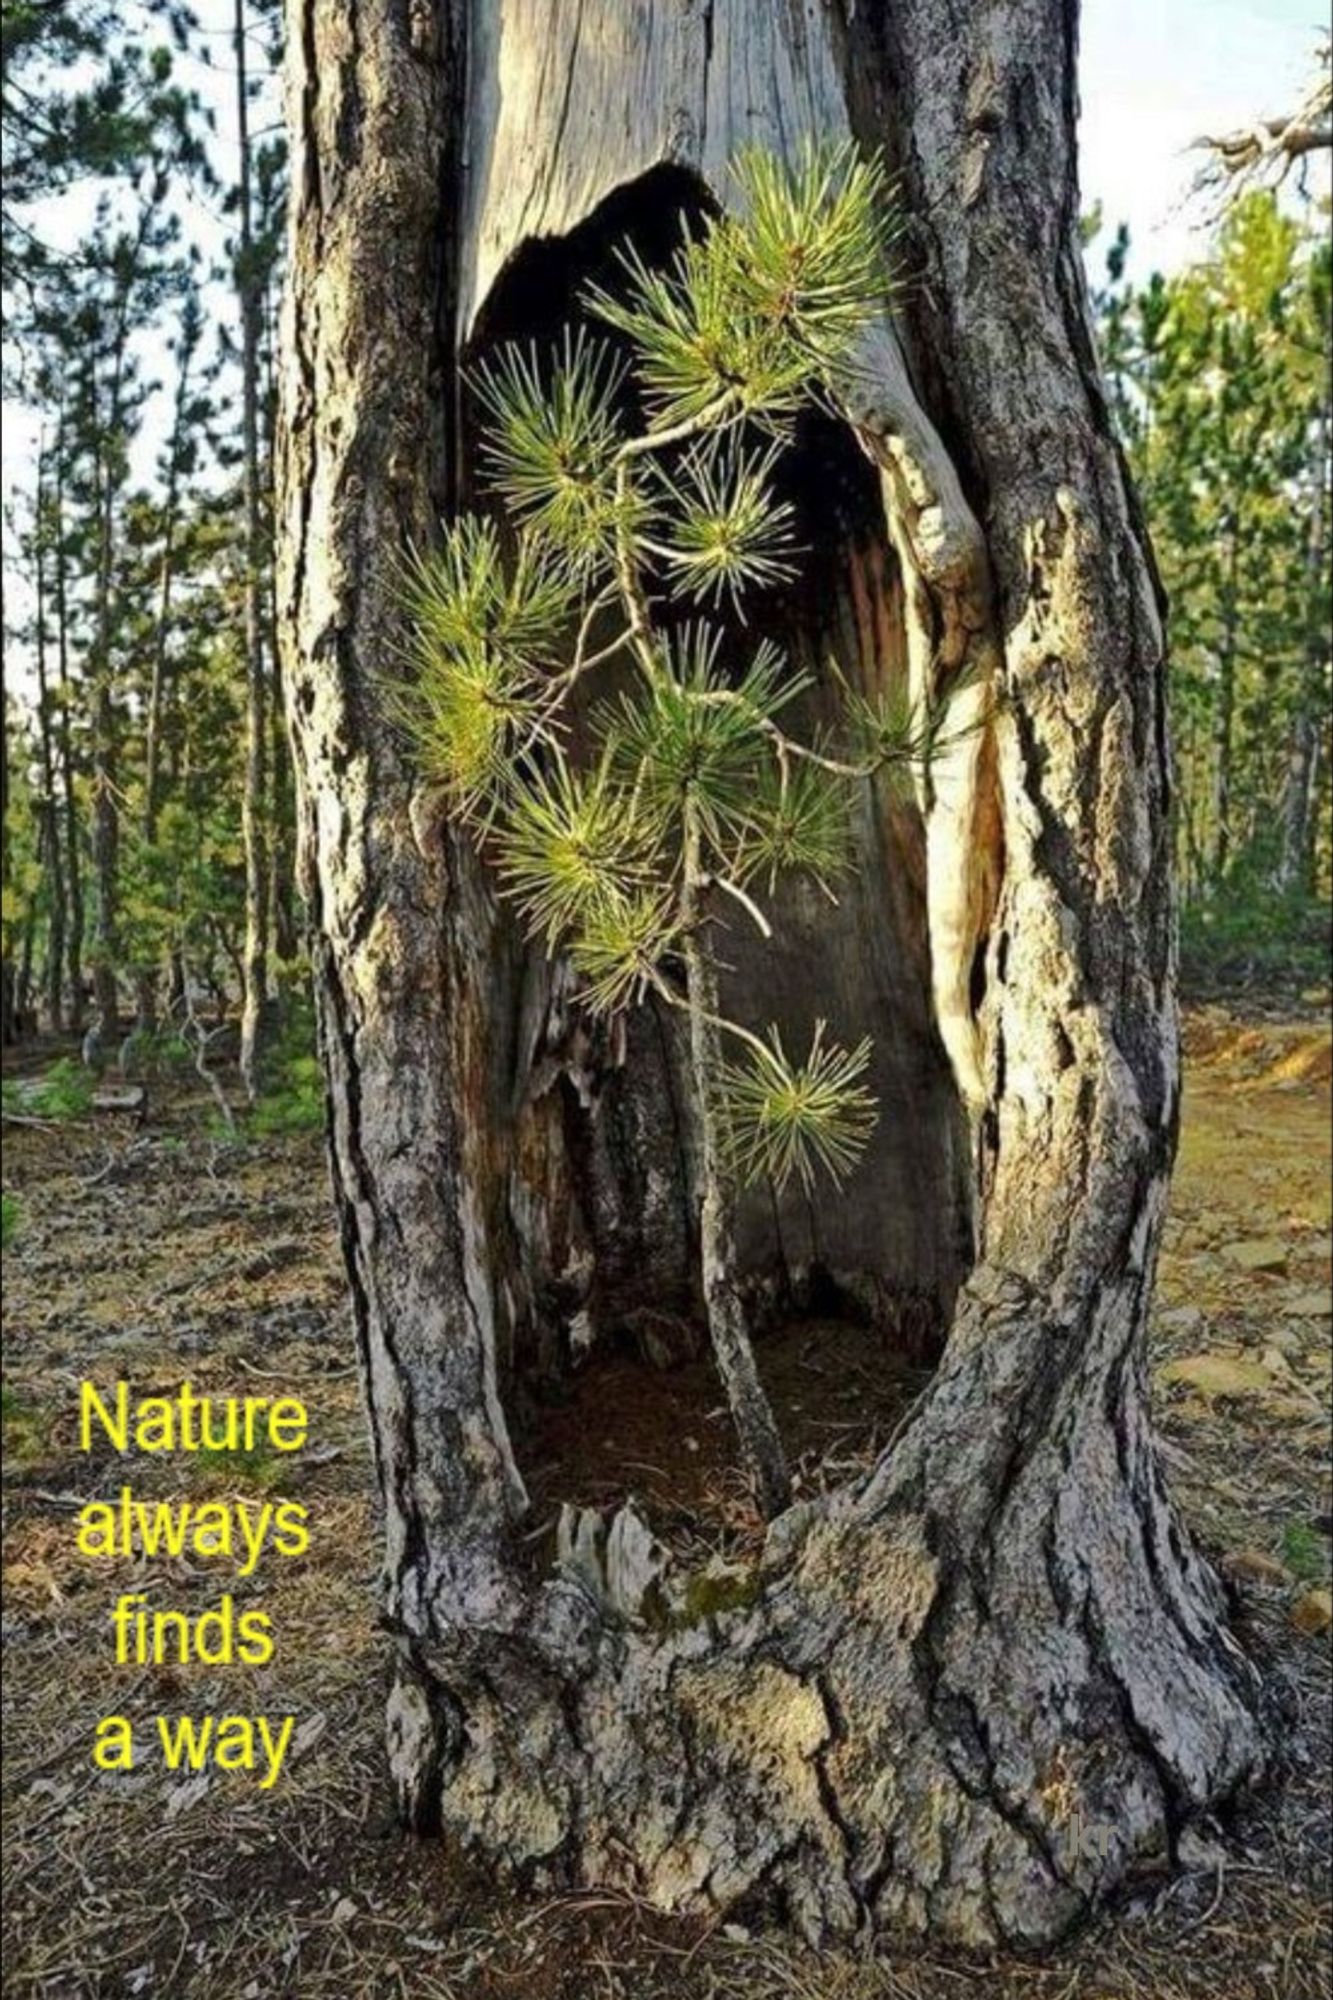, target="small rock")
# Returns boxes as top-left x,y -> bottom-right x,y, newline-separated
1176,1826 -> 1227,1871
1220,1549 -> 1291,1588
1221,1238 -> 1289,1274
1283,1289 -> 1332,1319
1157,1304 -> 1207,1333
1290,1589 -> 1332,1637
1157,1353 -> 1272,1400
